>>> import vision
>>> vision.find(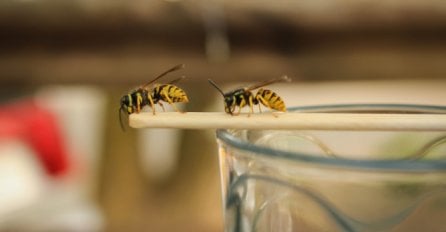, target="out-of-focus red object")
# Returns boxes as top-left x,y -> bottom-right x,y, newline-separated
0,100 -> 69,177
